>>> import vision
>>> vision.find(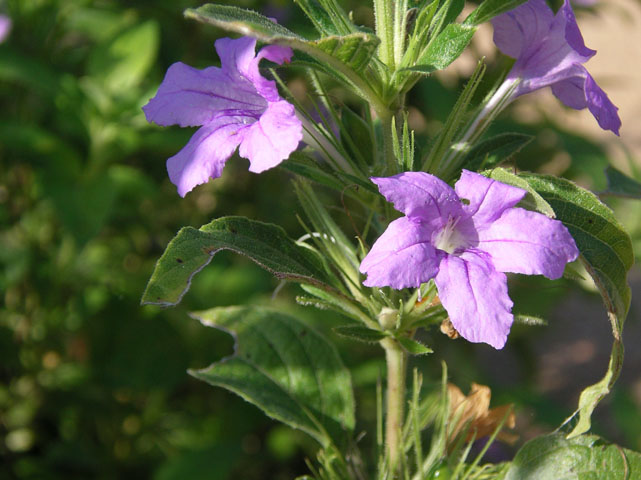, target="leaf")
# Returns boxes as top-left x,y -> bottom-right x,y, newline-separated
333,325 -> 388,343
293,0 -> 356,36
88,20 -> 160,91
416,23 -> 477,71
461,132 -> 533,171
482,168 -> 556,218
519,174 -> 633,437
190,306 -> 355,447
504,433 -> 641,480
184,5 -> 379,72
142,216 -> 333,306
602,165 -> 641,199
464,0 -> 529,26
397,337 -> 433,355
